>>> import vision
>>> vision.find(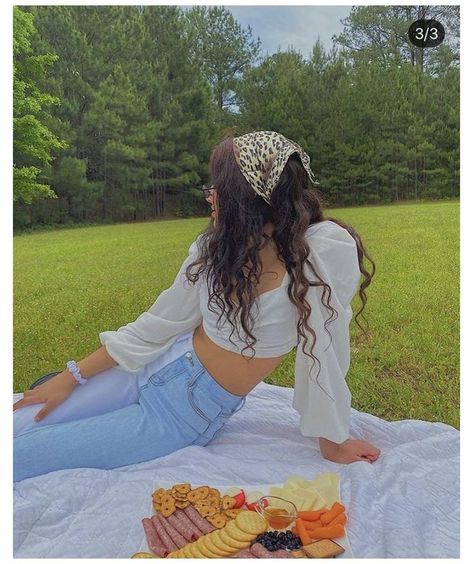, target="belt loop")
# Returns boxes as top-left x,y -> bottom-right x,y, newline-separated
231,396 -> 246,414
